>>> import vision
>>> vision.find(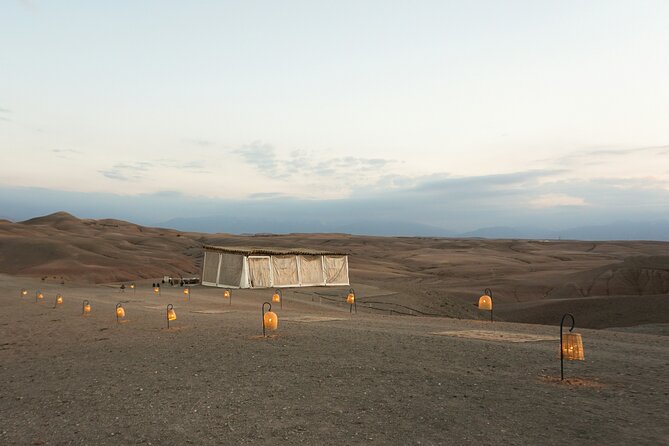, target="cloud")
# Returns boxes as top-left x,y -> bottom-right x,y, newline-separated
234,141 -> 278,174
182,138 -> 216,147
99,162 -> 151,182
232,141 -> 396,189
529,193 -> 587,208
52,149 -> 82,159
